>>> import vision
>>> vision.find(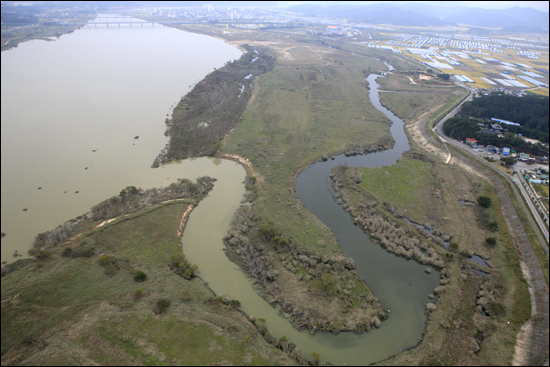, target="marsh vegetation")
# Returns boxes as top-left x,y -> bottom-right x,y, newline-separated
2,196 -> 296,365
153,45 -> 276,166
